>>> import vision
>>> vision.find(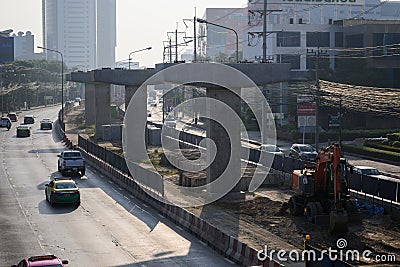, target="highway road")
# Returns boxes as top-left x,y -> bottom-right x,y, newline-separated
0,106 -> 232,266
